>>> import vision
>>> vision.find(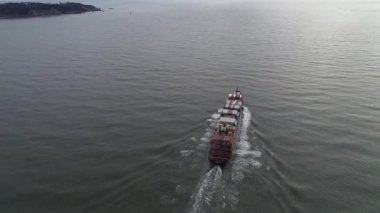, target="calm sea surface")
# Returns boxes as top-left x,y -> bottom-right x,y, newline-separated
1,1 -> 380,212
